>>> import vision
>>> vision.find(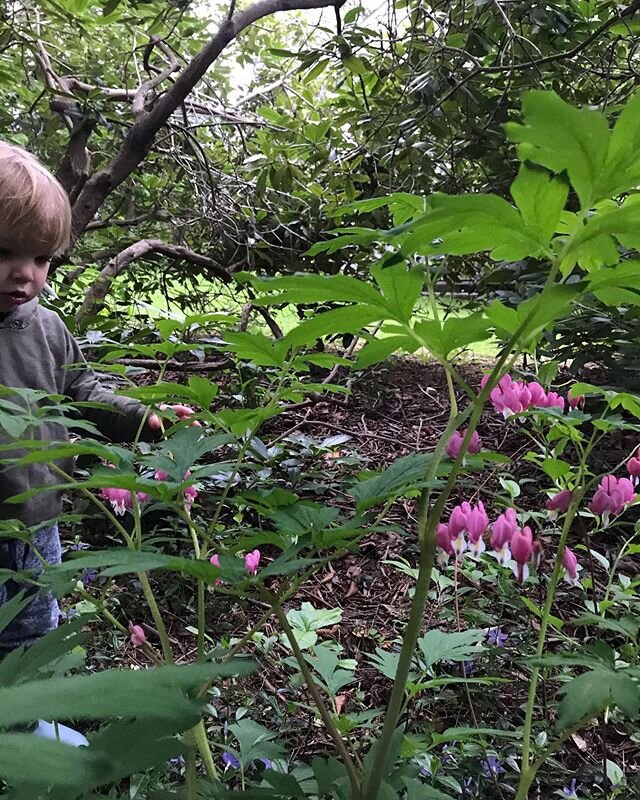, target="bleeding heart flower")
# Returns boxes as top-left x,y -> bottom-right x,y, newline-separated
628,451 -> 640,486
244,549 -> 261,576
491,508 -> 517,565
589,475 -> 635,526
466,501 -> 489,556
448,502 -> 471,556
436,522 -> 453,567
543,391 -> 565,411
511,525 -> 533,582
562,546 -> 580,586
445,429 -> 482,460
99,488 -> 148,516
568,393 -> 585,410
209,553 -> 223,585
546,489 -> 573,520
527,382 -> 547,406
155,468 -> 199,509
128,621 -> 146,647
